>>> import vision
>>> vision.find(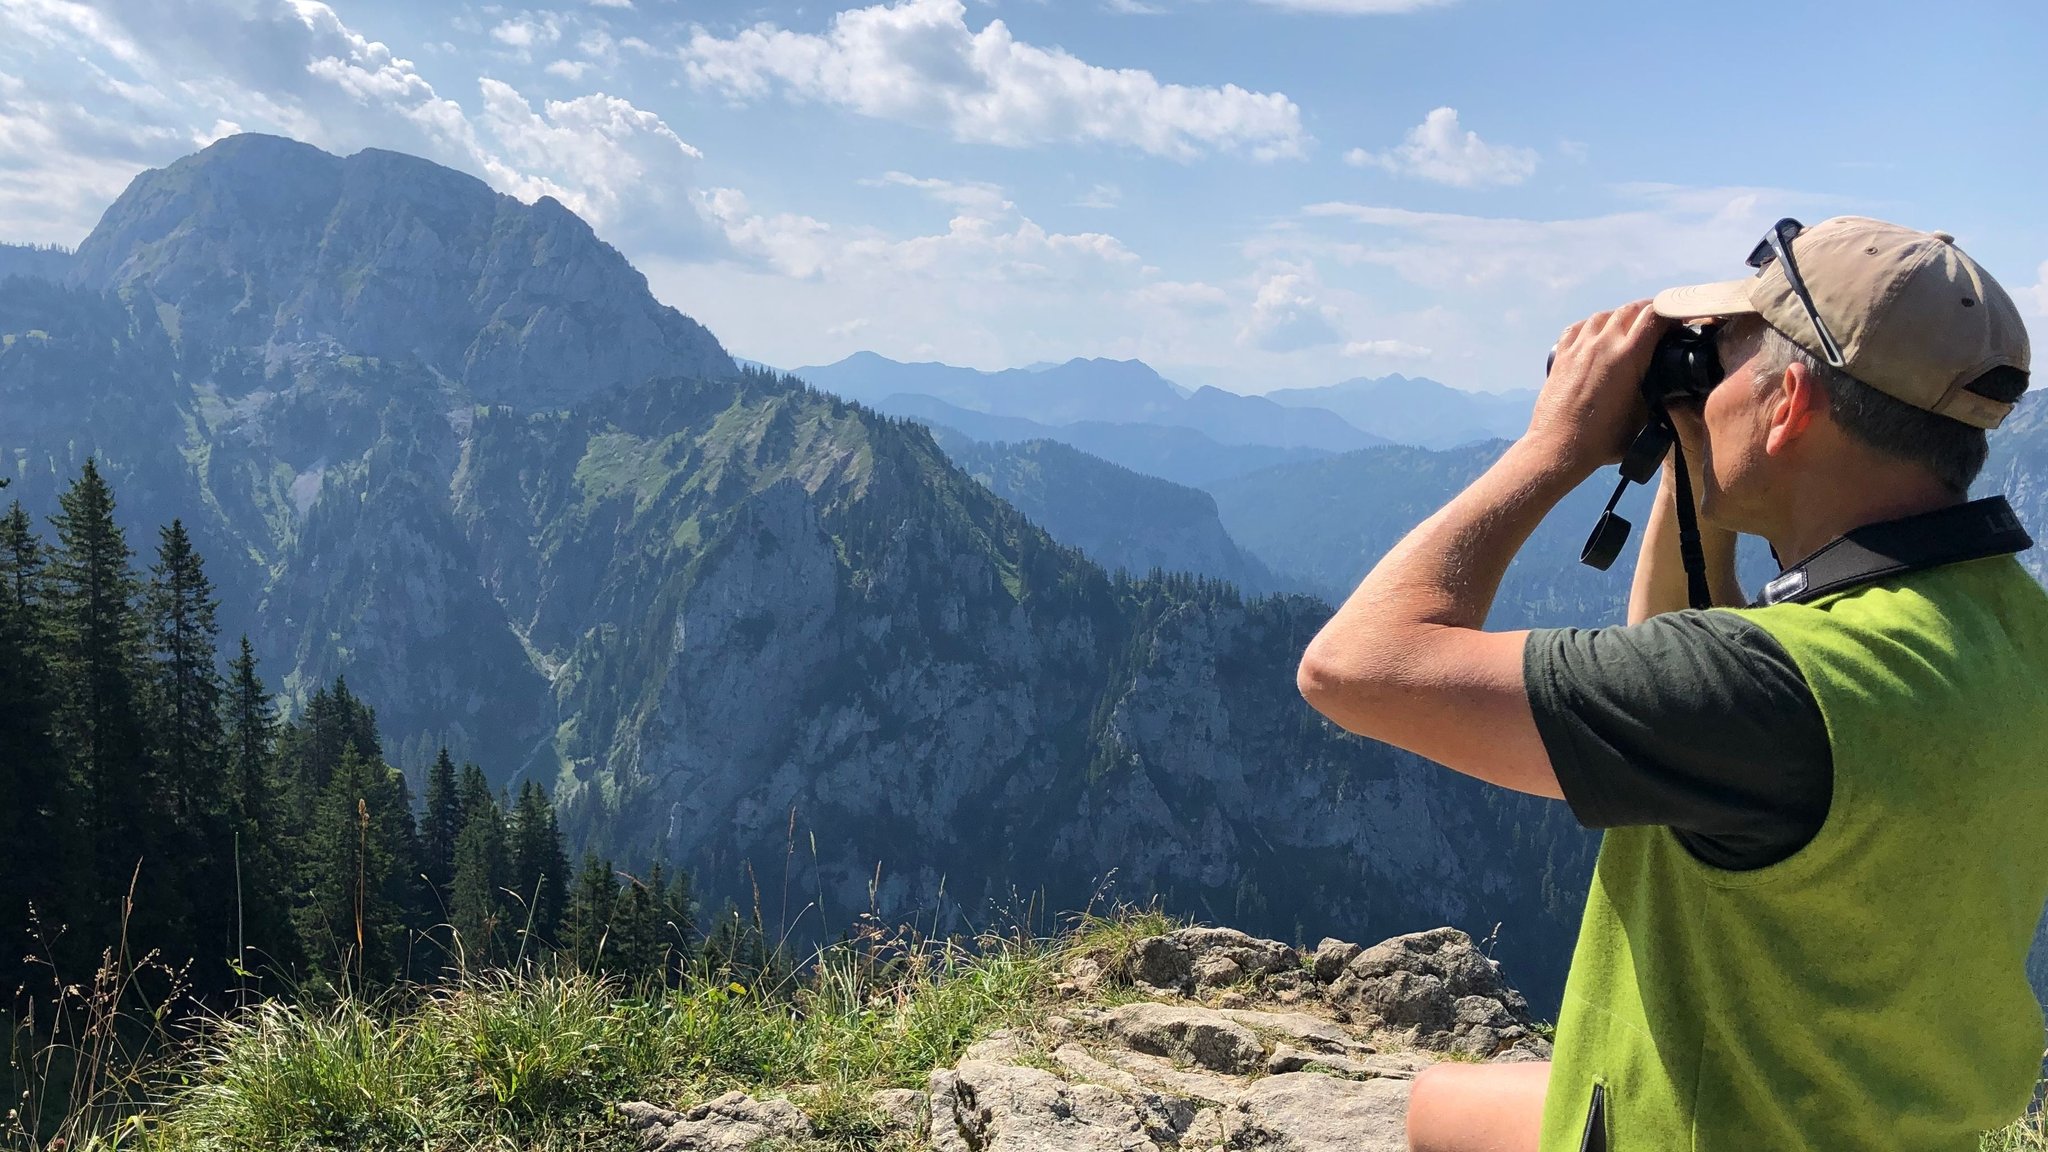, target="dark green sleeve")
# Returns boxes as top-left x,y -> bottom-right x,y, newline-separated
1523,609 -> 1832,871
